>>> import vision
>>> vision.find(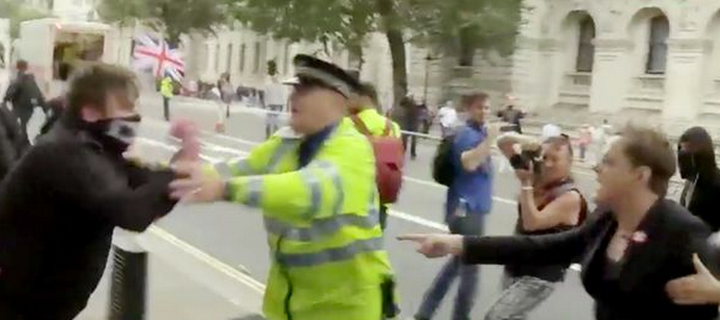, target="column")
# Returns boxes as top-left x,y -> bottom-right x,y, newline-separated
663,38 -> 707,122
588,38 -> 633,115
512,37 -> 561,111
